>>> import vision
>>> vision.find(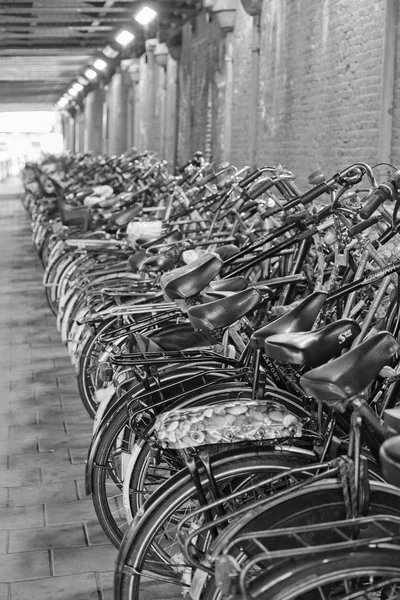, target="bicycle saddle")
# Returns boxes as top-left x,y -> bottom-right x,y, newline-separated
213,244 -> 240,260
161,253 -> 223,301
300,332 -> 399,404
264,319 -> 361,367
133,326 -> 211,353
128,250 -> 147,272
209,276 -> 248,292
140,254 -> 177,273
250,291 -> 328,349
187,287 -> 264,331
380,434 -> 400,487
108,205 -> 142,227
